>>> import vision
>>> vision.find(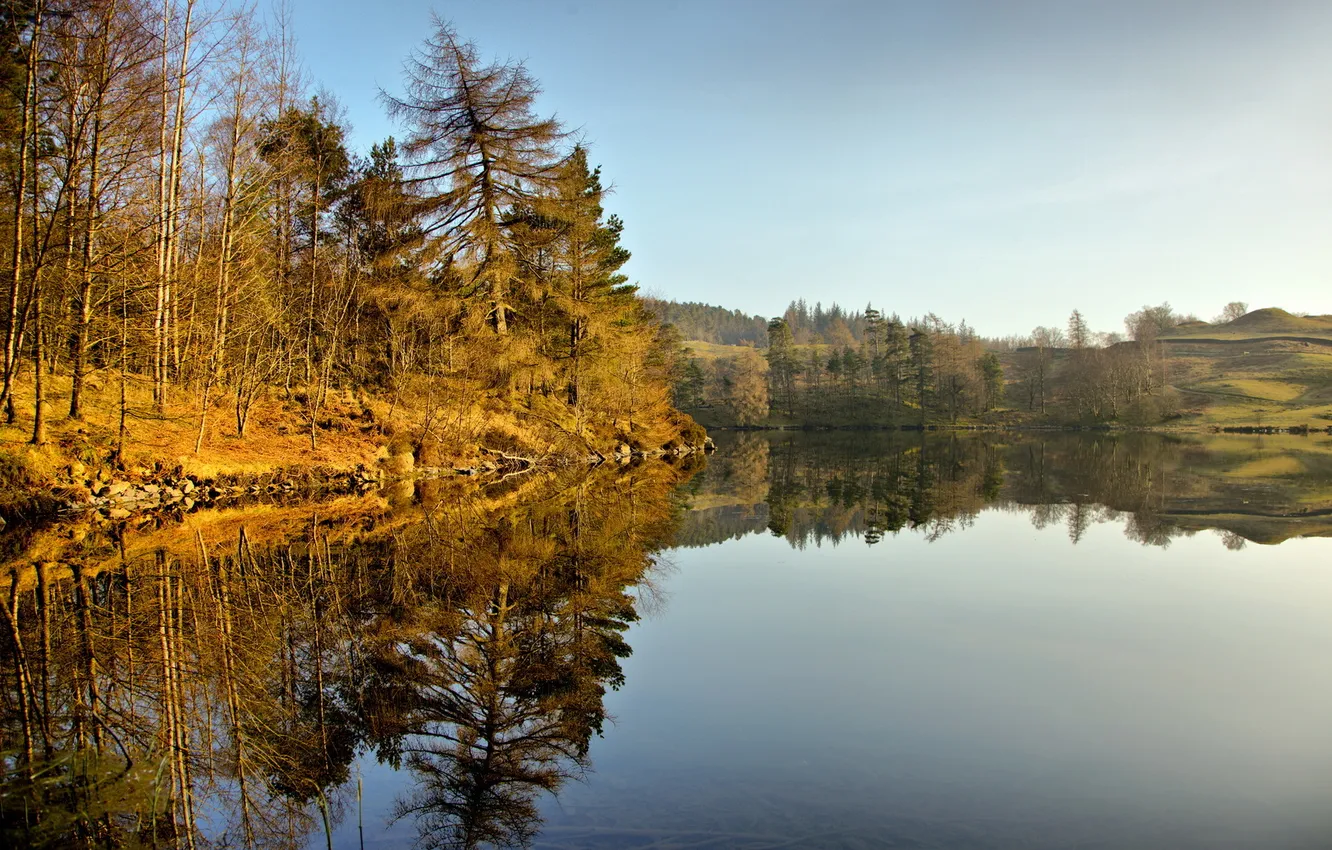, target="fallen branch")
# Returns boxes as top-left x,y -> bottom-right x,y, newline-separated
479,447 -> 541,468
